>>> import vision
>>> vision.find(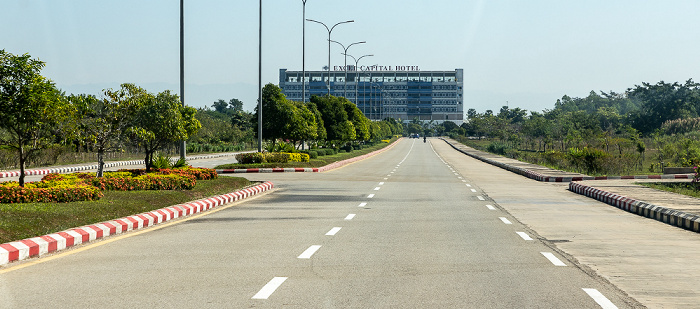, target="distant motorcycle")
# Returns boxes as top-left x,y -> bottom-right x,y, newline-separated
423,137 -> 426,143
